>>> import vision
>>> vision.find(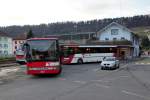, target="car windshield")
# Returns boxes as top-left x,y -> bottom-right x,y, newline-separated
104,58 -> 116,61
25,39 -> 59,62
